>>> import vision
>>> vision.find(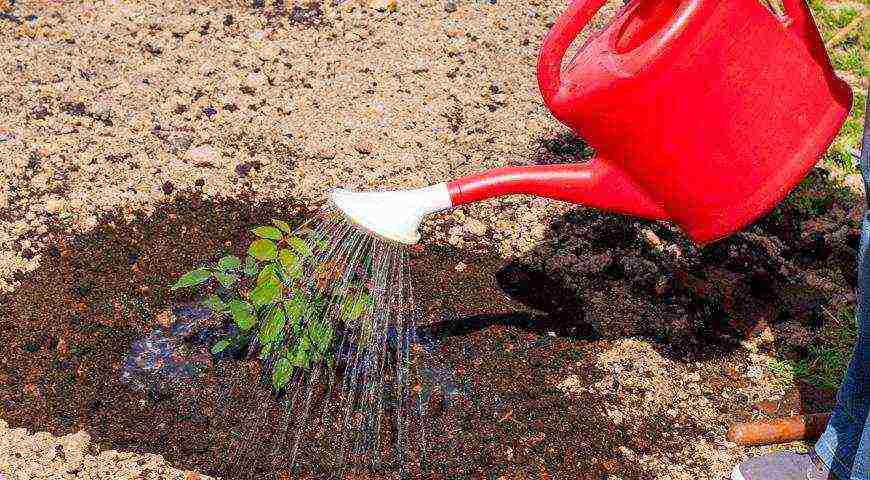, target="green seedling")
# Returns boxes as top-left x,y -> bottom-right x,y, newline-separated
171,219 -> 376,392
